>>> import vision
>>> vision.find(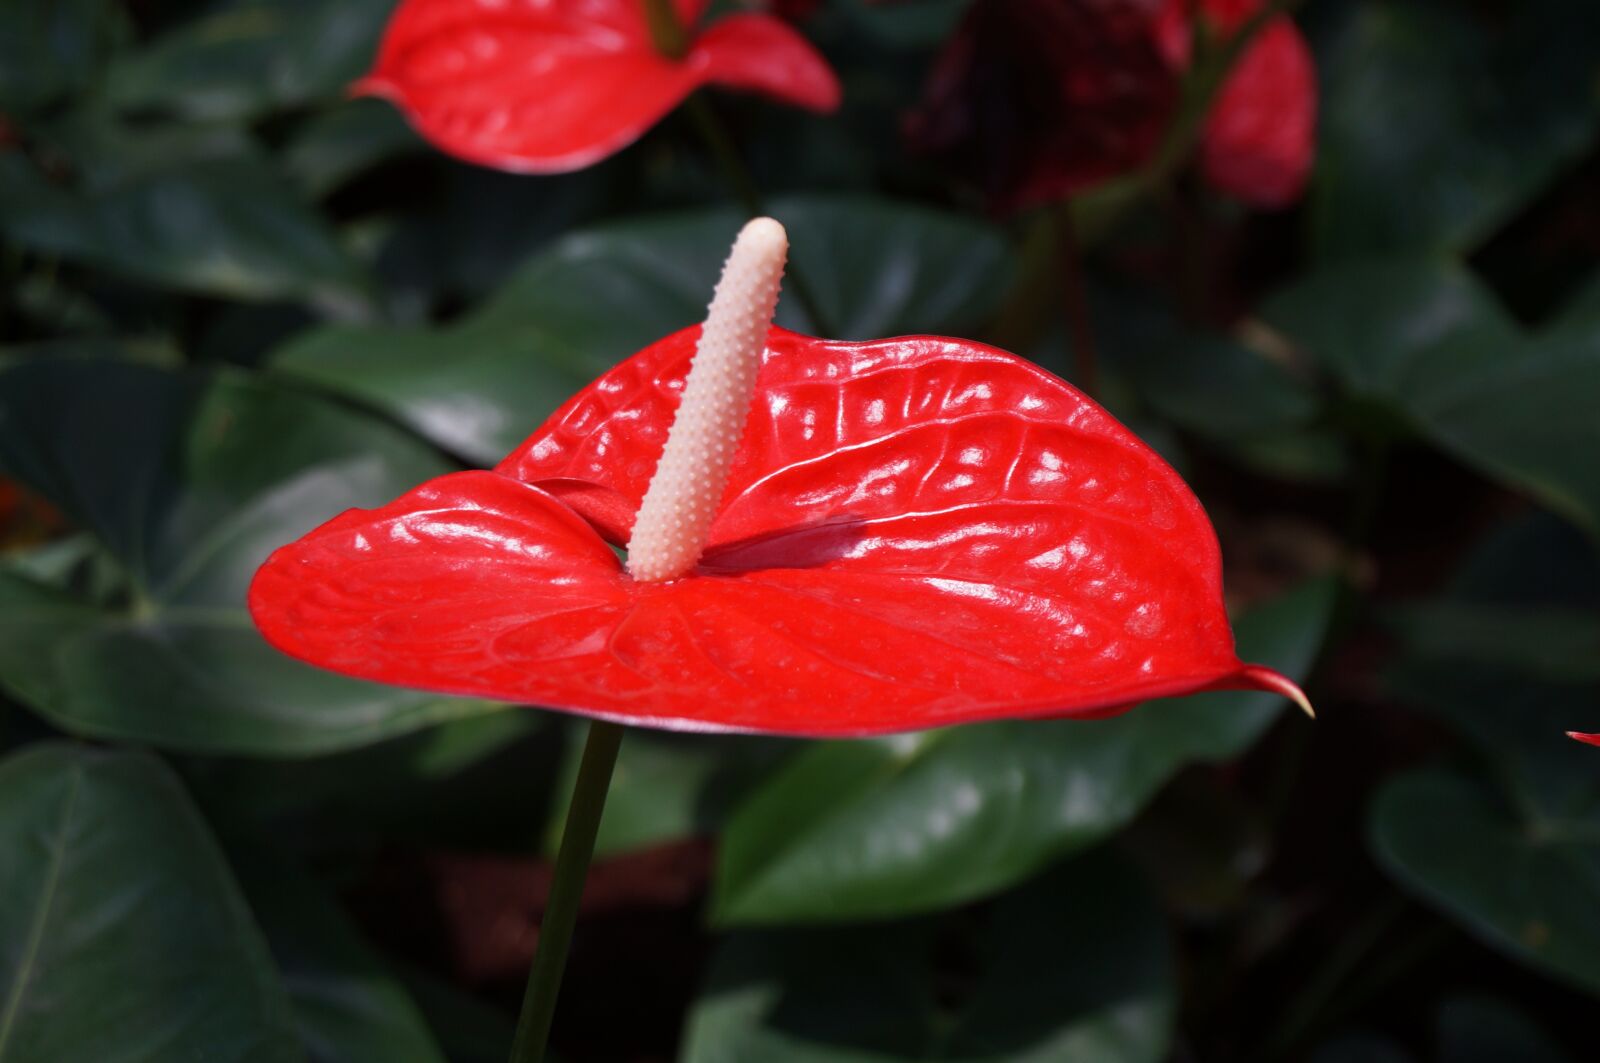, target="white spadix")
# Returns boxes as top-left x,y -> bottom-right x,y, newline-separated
625,217 -> 788,582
